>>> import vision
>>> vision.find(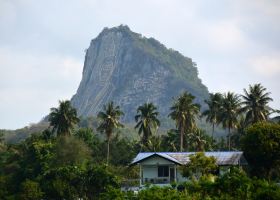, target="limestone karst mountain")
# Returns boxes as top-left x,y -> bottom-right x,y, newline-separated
71,25 -> 209,124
